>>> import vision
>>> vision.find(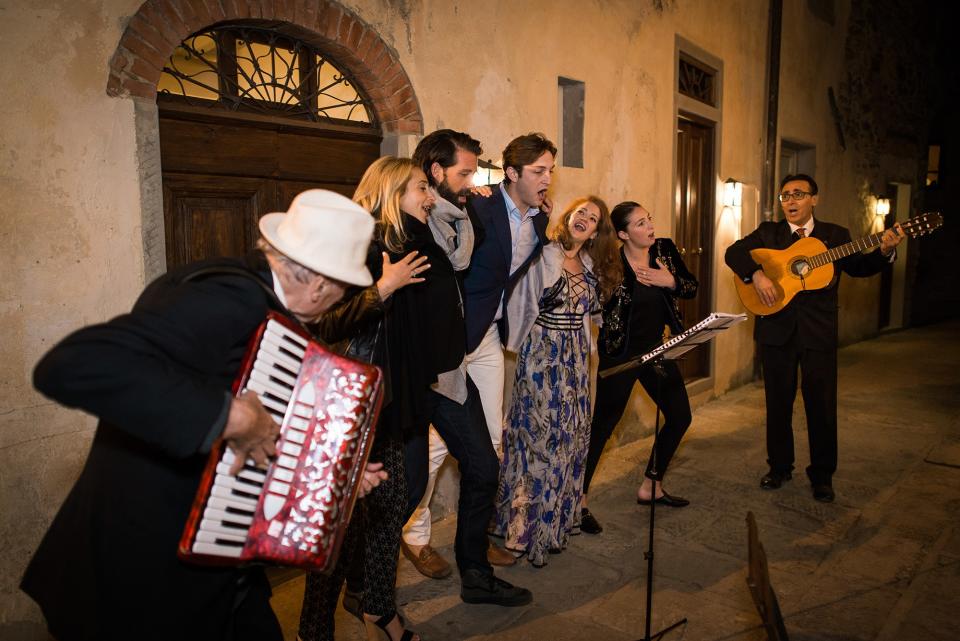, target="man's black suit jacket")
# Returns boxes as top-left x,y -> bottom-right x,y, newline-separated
23,252 -> 285,640
462,185 -> 549,353
725,218 -> 890,350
